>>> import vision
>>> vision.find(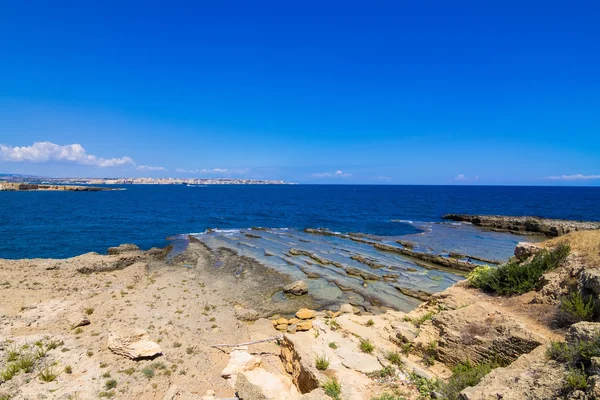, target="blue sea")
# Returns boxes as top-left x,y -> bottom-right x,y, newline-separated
1,185 -> 598,260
